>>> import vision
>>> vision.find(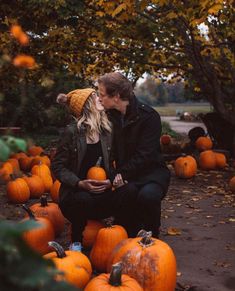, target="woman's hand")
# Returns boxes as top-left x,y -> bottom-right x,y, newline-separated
78,179 -> 112,193
113,173 -> 128,189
